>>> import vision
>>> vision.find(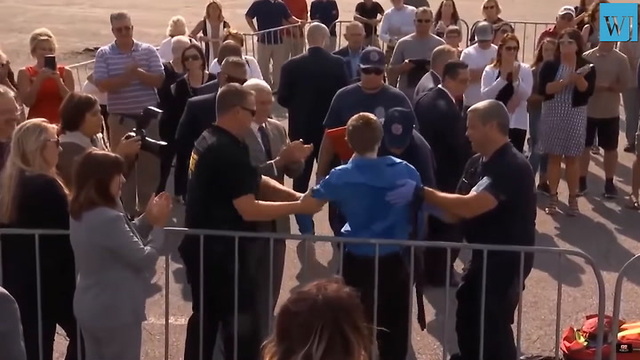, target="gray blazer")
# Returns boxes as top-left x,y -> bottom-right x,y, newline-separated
244,118 -> 303,233
70,207 -> 164,327
0,286 -> 26,360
